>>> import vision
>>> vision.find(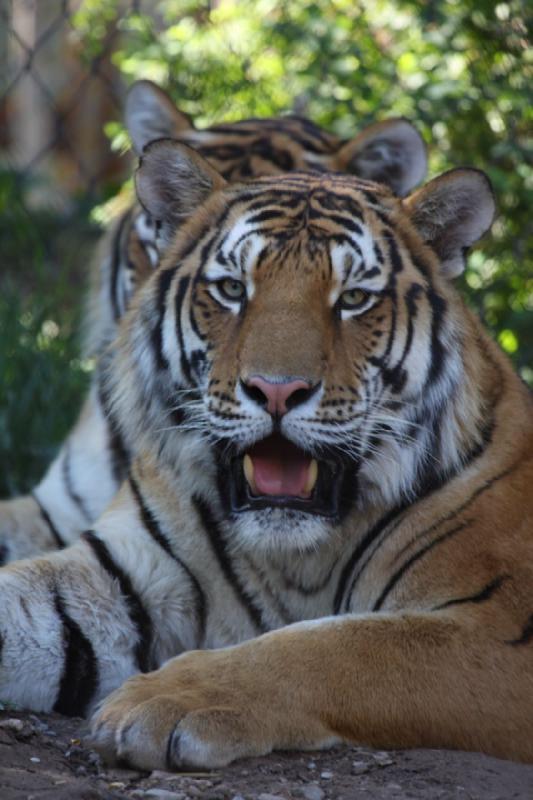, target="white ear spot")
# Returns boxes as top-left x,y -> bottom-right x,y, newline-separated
404,168 -> 496,278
